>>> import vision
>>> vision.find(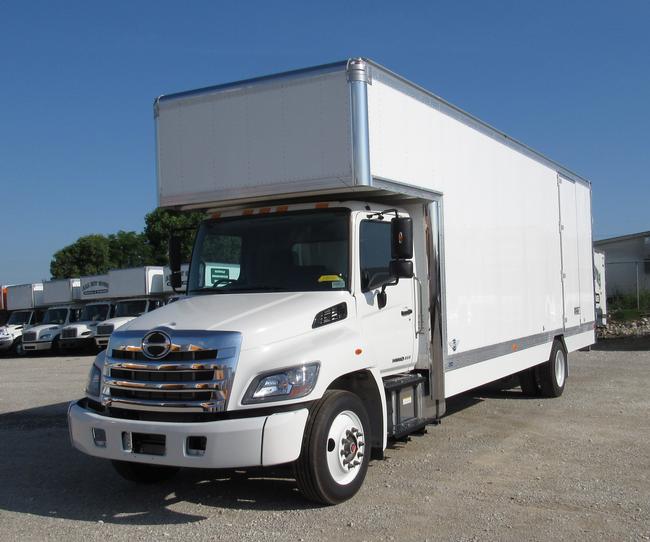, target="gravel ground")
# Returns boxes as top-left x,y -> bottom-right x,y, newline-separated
0,341 -> 649,541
